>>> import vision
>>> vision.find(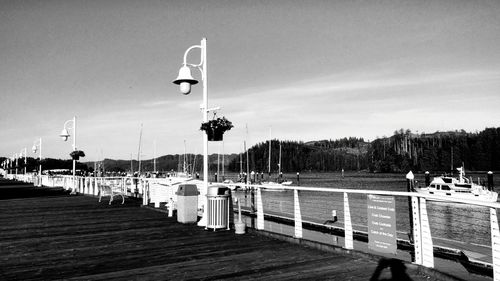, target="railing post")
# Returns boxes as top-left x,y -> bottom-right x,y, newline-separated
87,177 -> 91,194
121,177 -> 125,194
412,196 -> 422,264
420,198 -> 434,268
343,192 -> 353,249
86,177 -> 90,194
294,189 -> 303,238
142,180 -> 149,205
412,197 -> 434,267
256,187 -> 264,230
100,177 -> 104,197
83,177 -> 86,194
154,183 -> 160,208
490,208 -> 500,281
